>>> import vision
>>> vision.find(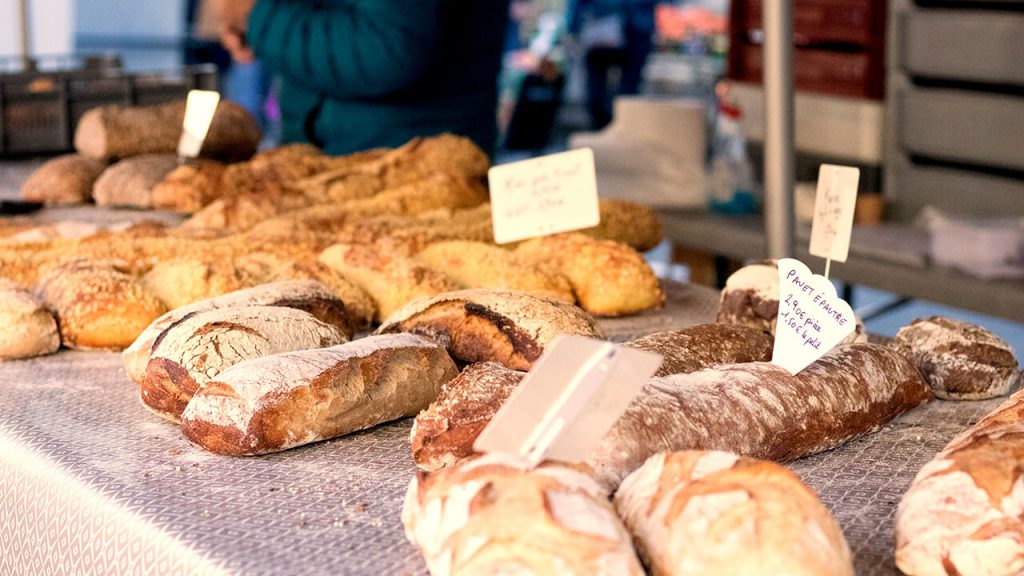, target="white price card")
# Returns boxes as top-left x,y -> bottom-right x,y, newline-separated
474,335 -> 662,467
809,164 -> 859,263
771,258 -> 856,375
177,90 -> 221,159
488,148 -> 601,244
